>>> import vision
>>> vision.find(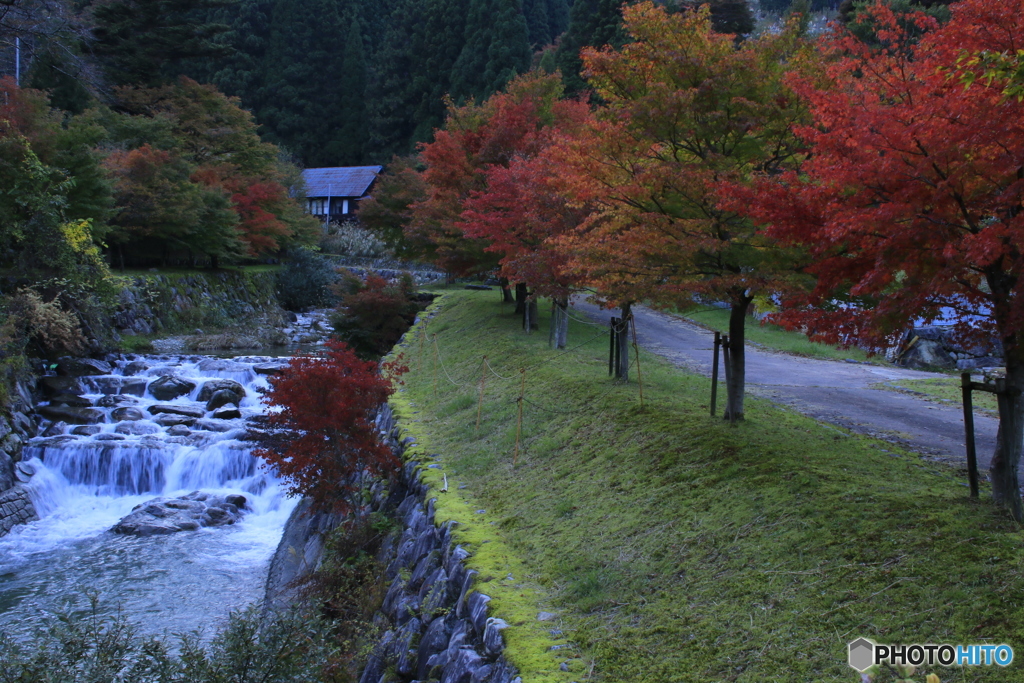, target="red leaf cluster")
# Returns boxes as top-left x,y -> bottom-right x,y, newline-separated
250,340 -> 404,514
